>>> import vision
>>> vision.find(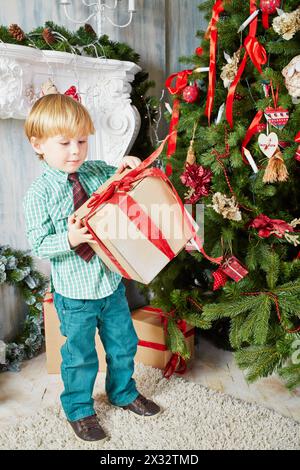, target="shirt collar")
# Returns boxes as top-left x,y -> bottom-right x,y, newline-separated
42,160 -> 87,183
